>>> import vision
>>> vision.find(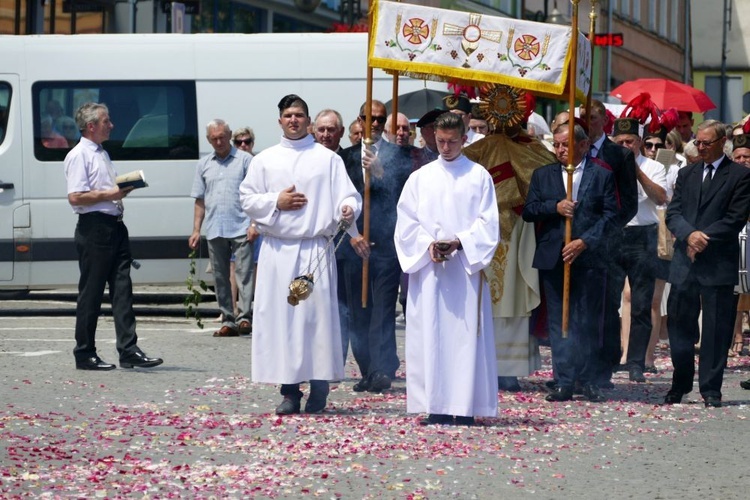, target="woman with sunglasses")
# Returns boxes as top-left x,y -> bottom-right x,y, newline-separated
637,127 -> 683,375
232,127 -> 256,155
